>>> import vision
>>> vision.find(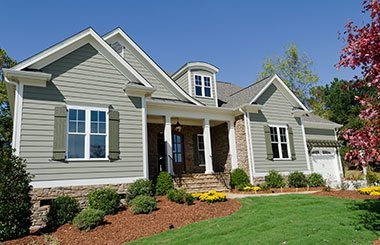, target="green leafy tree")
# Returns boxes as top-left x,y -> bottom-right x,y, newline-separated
258,44 -> 319,105
0,49 -> 17,148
